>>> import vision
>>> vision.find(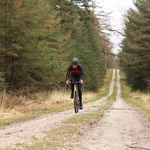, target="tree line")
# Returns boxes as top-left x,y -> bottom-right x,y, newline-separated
0,0 -> 113,92
119,0 -> 150,91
